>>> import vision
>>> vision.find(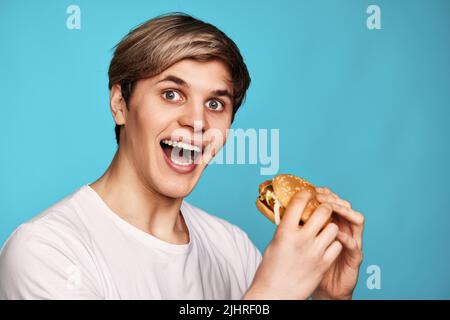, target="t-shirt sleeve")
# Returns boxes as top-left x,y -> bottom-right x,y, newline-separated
231,226 -> 263,293
0,222 -> 102,300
